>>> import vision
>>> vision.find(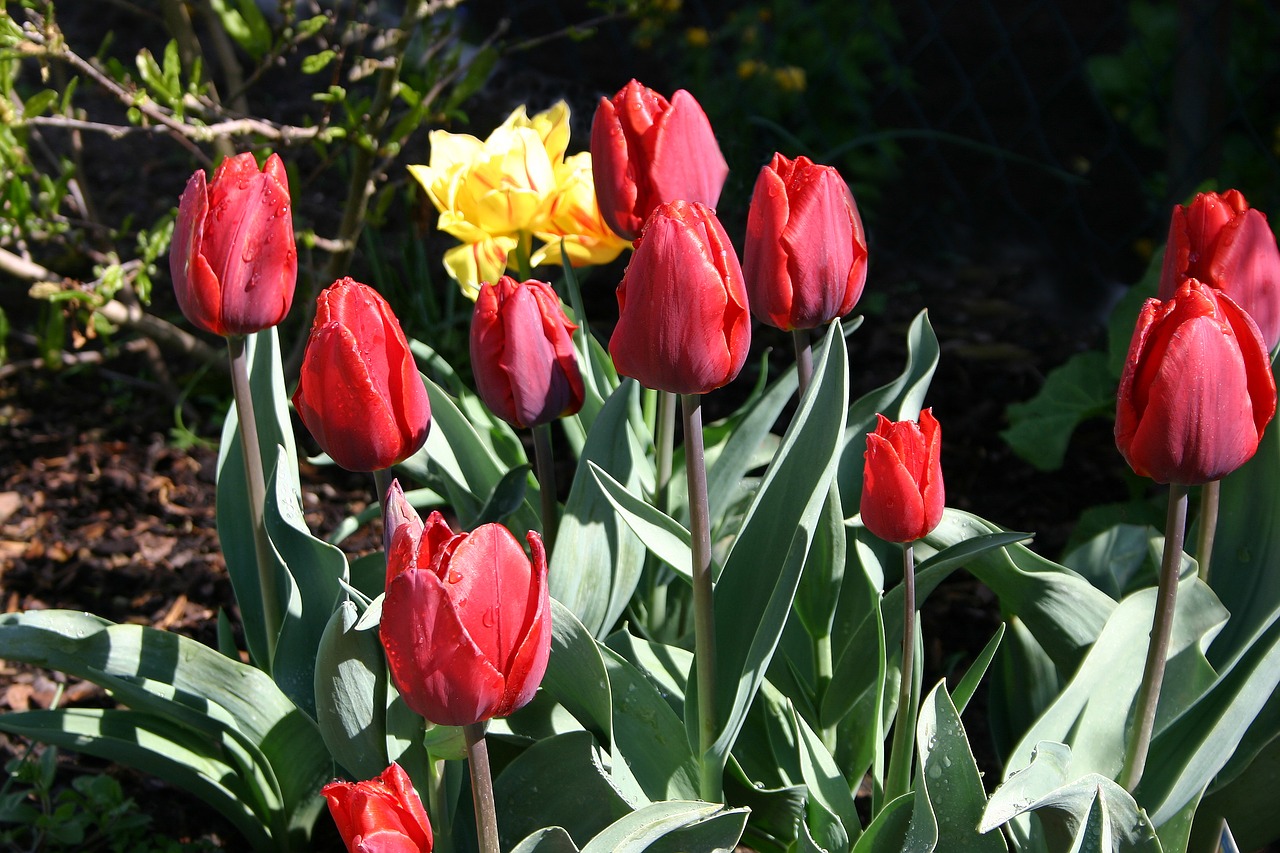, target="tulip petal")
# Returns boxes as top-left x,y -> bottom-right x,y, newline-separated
648,90 -> 728,211
496,532 -> 551,717
382,568 -> 506,726
1210,209 -> 1280,350
860,431 -> 928,543
443,524 -> 535,674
